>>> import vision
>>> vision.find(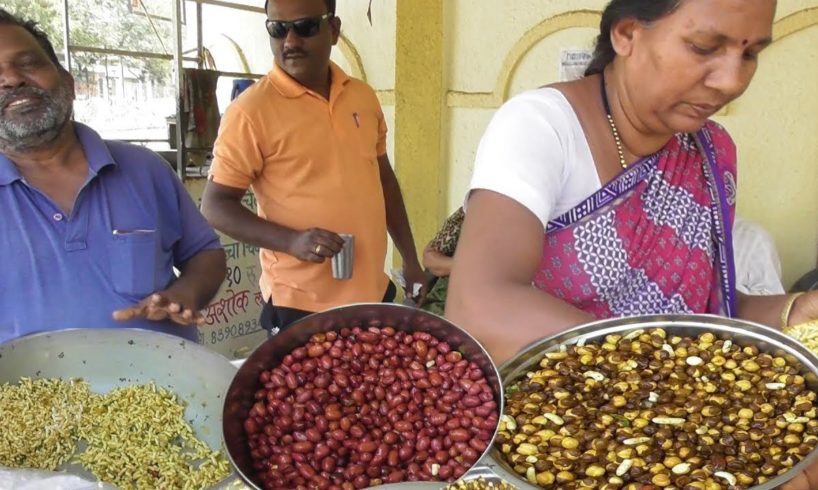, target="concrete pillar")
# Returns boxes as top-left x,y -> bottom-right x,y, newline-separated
393,0 -> 445,260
